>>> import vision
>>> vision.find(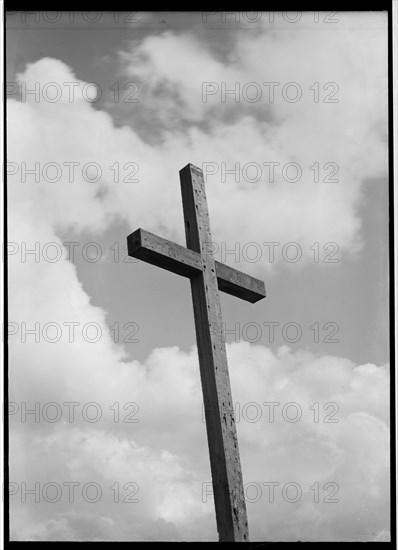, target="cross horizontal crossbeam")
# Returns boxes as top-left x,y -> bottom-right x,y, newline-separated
127,228 -> 266,304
